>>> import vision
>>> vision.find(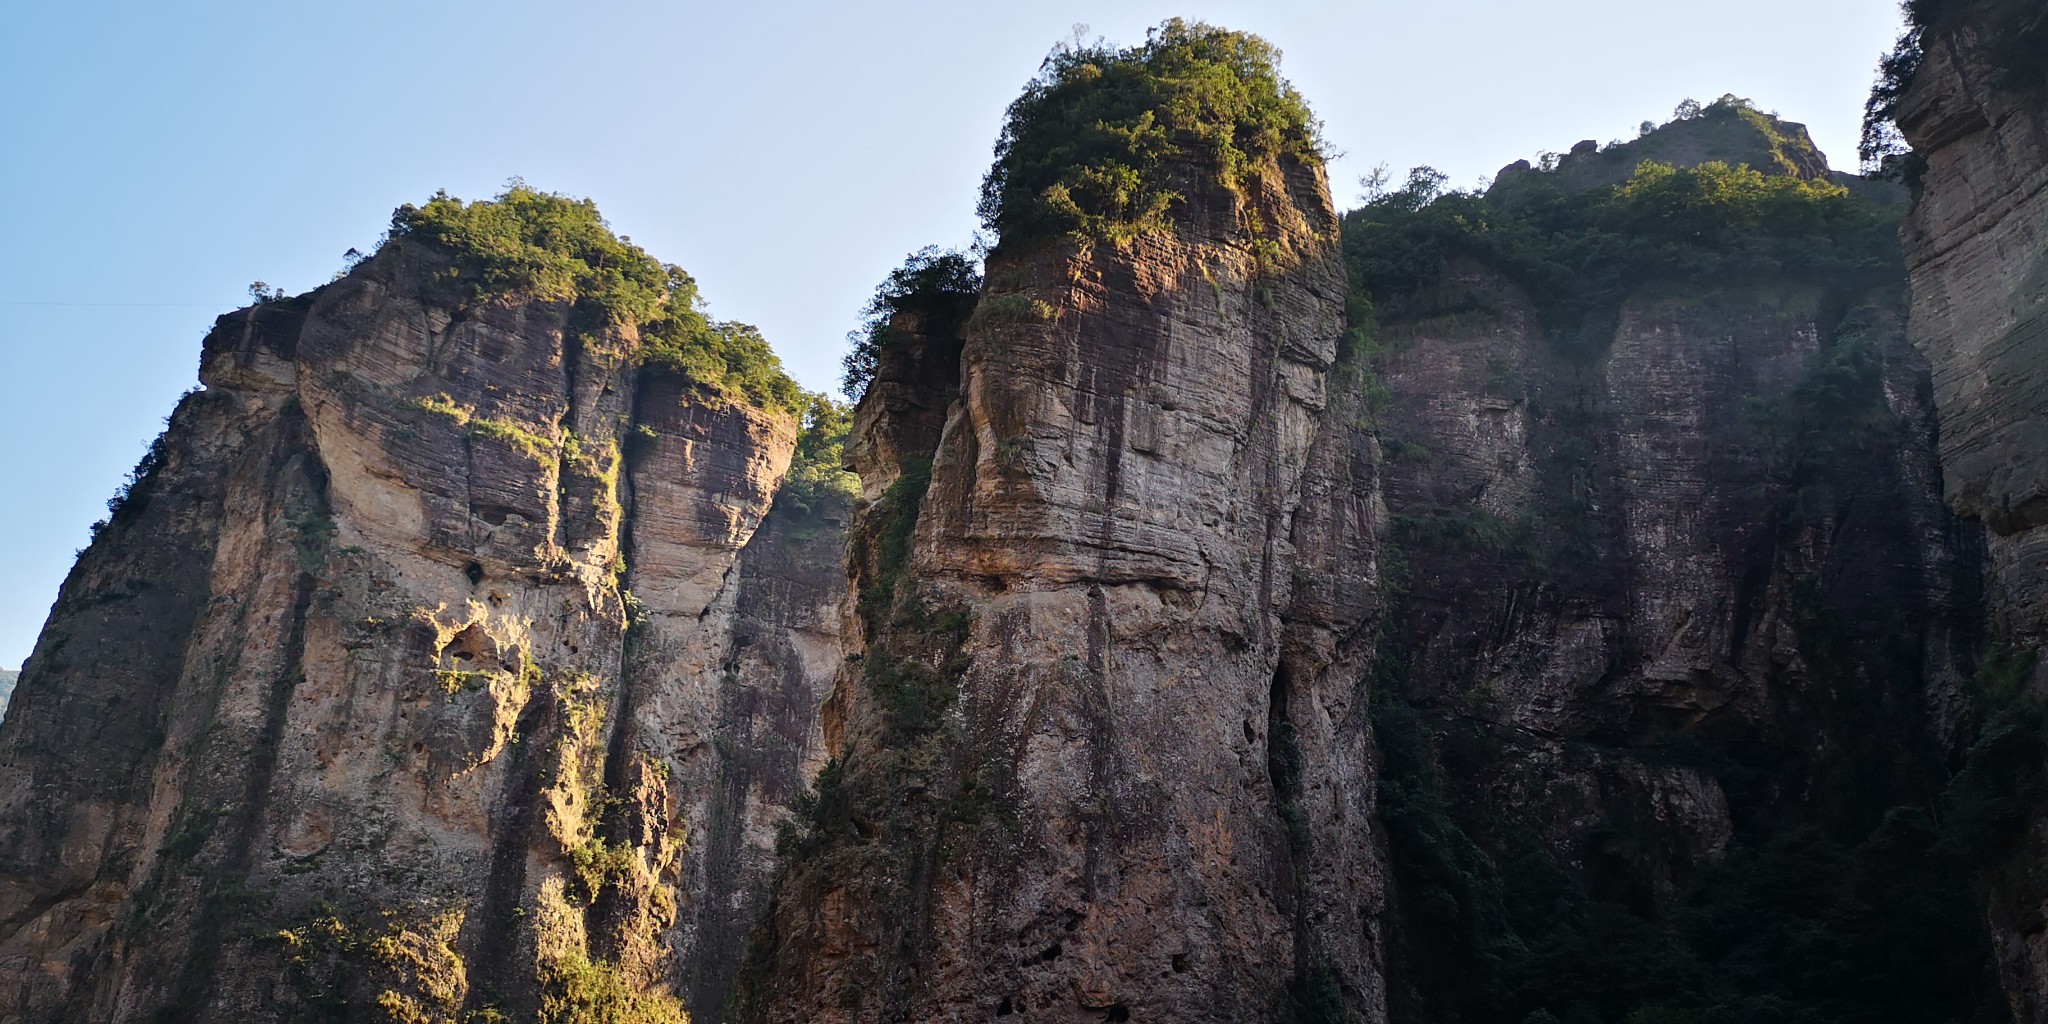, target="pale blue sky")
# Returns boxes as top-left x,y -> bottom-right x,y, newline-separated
0,0 -> 1905,669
